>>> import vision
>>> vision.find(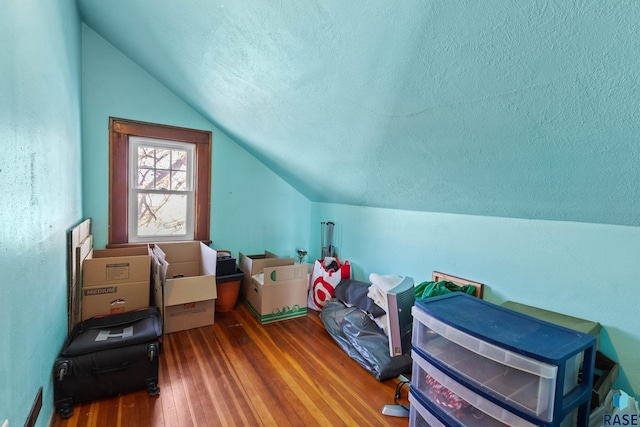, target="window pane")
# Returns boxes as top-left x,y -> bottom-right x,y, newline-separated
171,171 -> 187,190
156,148 -> 171,169
136,193 -> 187,237
172,150 -> 187,170
155,170 -> 170,190
138,146 -> 155,168
137,168 -> 155,189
